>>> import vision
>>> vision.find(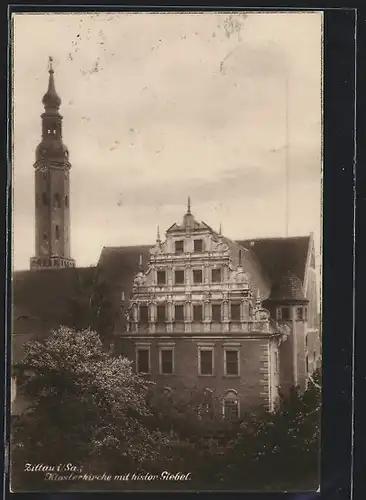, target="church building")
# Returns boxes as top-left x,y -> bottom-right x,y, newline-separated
12,63 -> 321,417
